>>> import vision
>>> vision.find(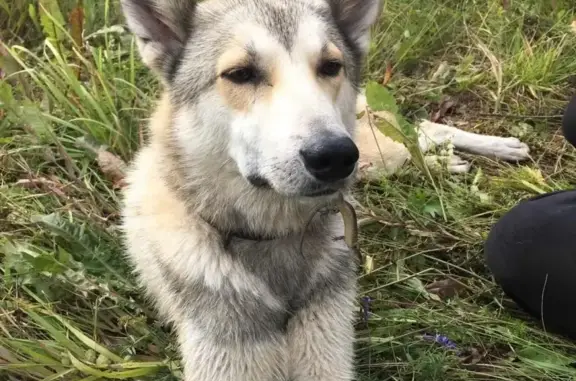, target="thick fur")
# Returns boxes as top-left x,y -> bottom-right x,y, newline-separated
121,1 -> 381,380
120,1 -> 530,380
